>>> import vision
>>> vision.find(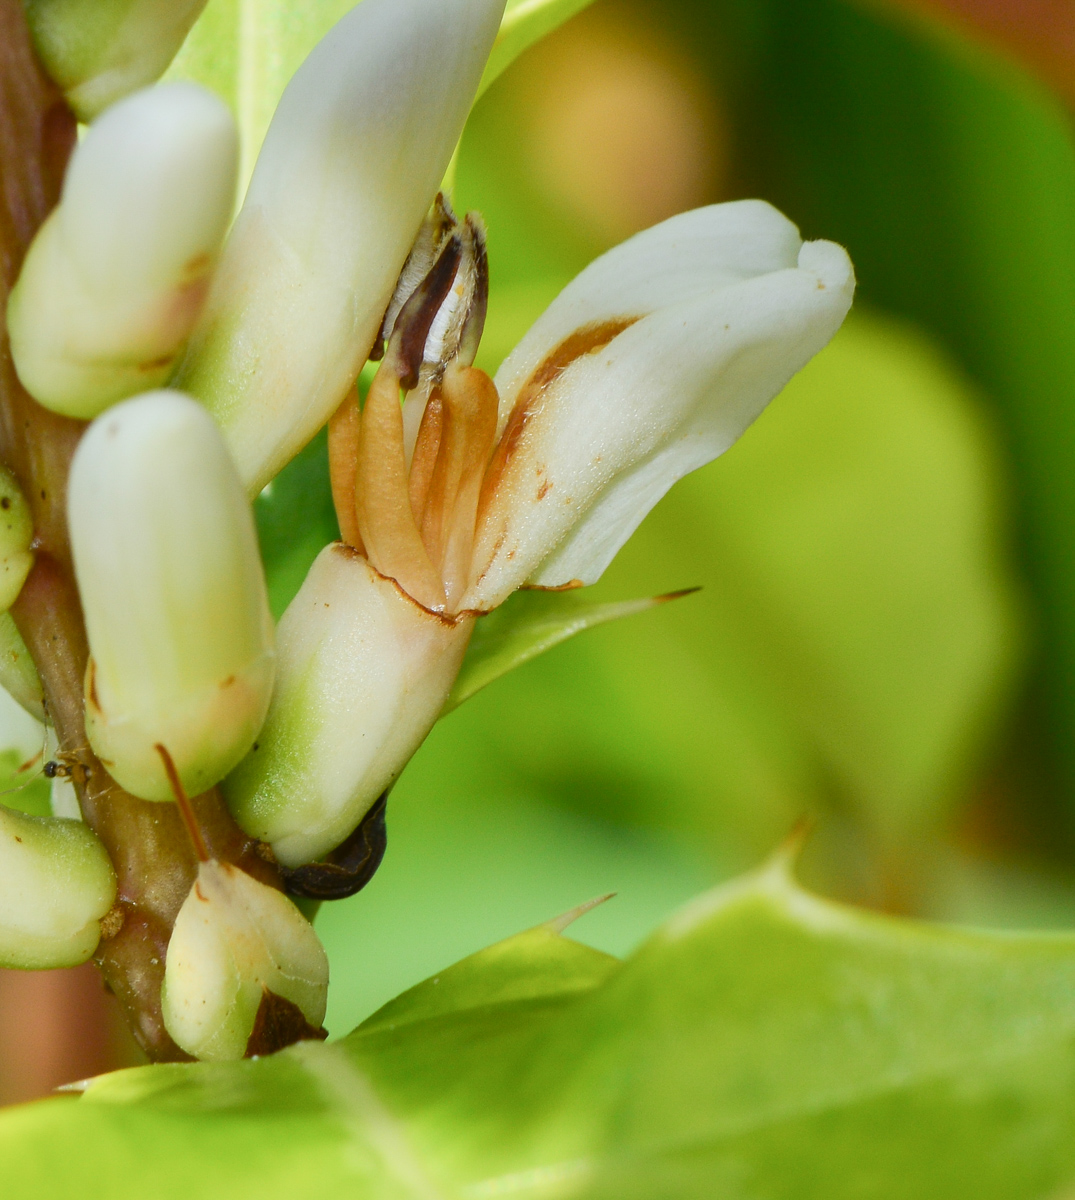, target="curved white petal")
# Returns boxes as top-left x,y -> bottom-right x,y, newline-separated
462,204 -> 855,610
177,0 -> 506,494
224,546 -> 473,867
